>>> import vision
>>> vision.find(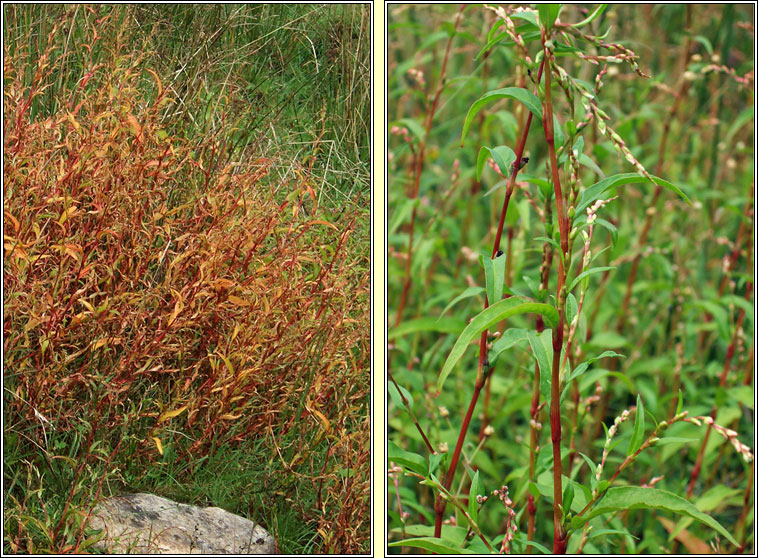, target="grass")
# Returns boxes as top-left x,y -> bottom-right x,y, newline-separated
387,4 -> 753,555
3,4 -> 370,554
